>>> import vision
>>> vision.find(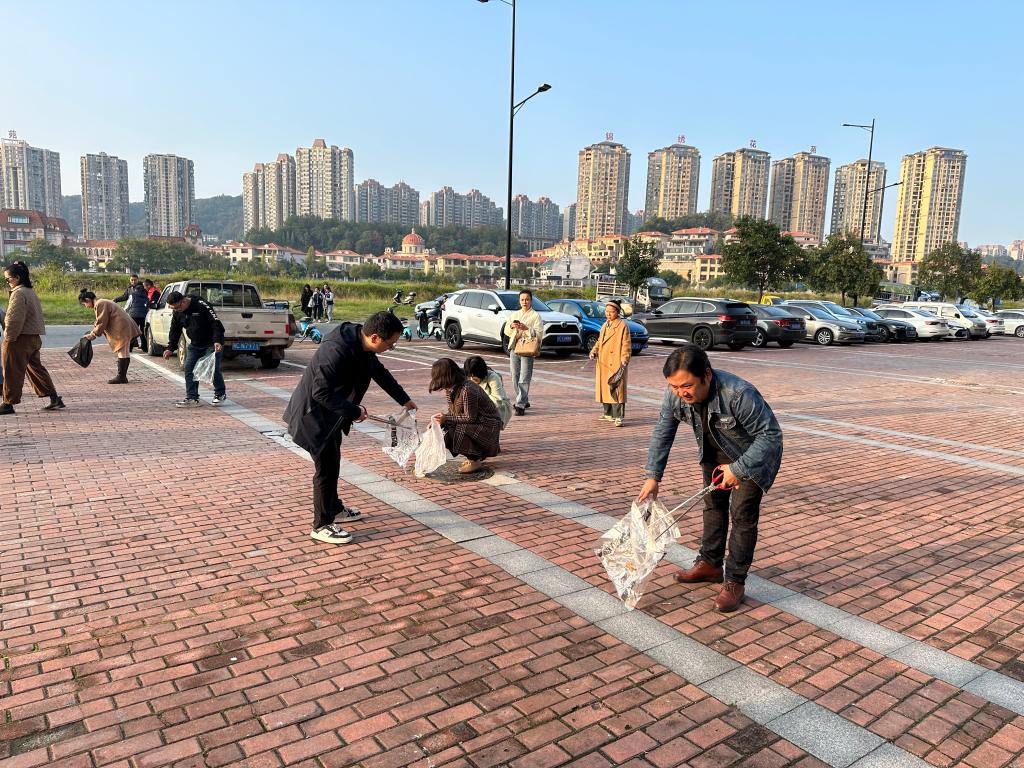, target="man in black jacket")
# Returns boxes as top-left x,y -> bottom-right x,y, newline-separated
284,311 -> 417,545
162,291 -> 227,407
113,274 -> 151,352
